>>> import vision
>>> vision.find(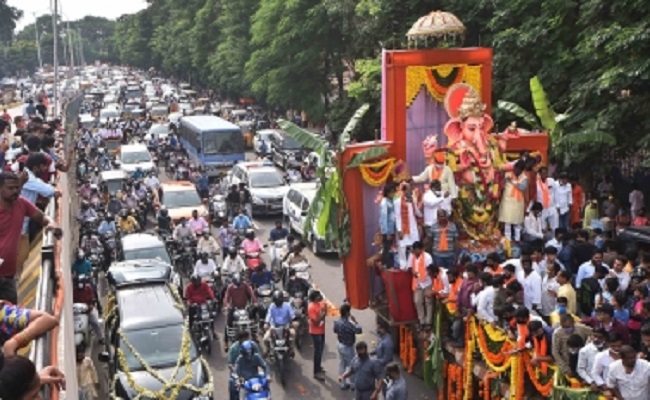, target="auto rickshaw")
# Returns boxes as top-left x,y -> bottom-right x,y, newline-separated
100,170 -> 127,197
239,120 -> 255,149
